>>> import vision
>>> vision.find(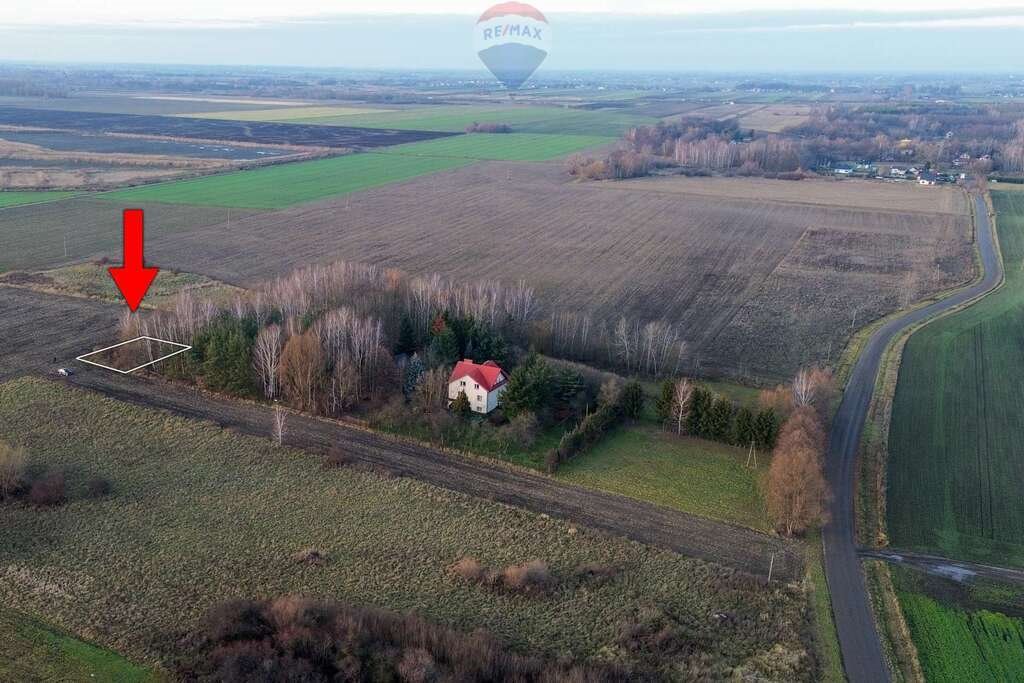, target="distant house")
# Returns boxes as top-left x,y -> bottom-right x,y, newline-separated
834,166 -> 854,175
890,167 -> 908,177
919,172 -> 938,186
448,359 -> 508,414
